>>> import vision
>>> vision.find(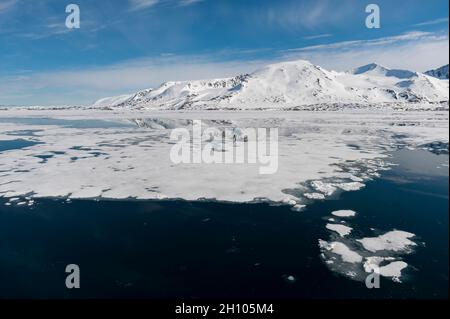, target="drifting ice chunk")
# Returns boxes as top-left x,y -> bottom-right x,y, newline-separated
318,240 -> 363,263
304,193 -> 326,200
336,182 -> 365,191
311,181 -> 337,196
291,204 -> 306,212
326,224 -> 353,237
357,230 -> 417,253
363,256 -> 408,282
331,210 -> 357,217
